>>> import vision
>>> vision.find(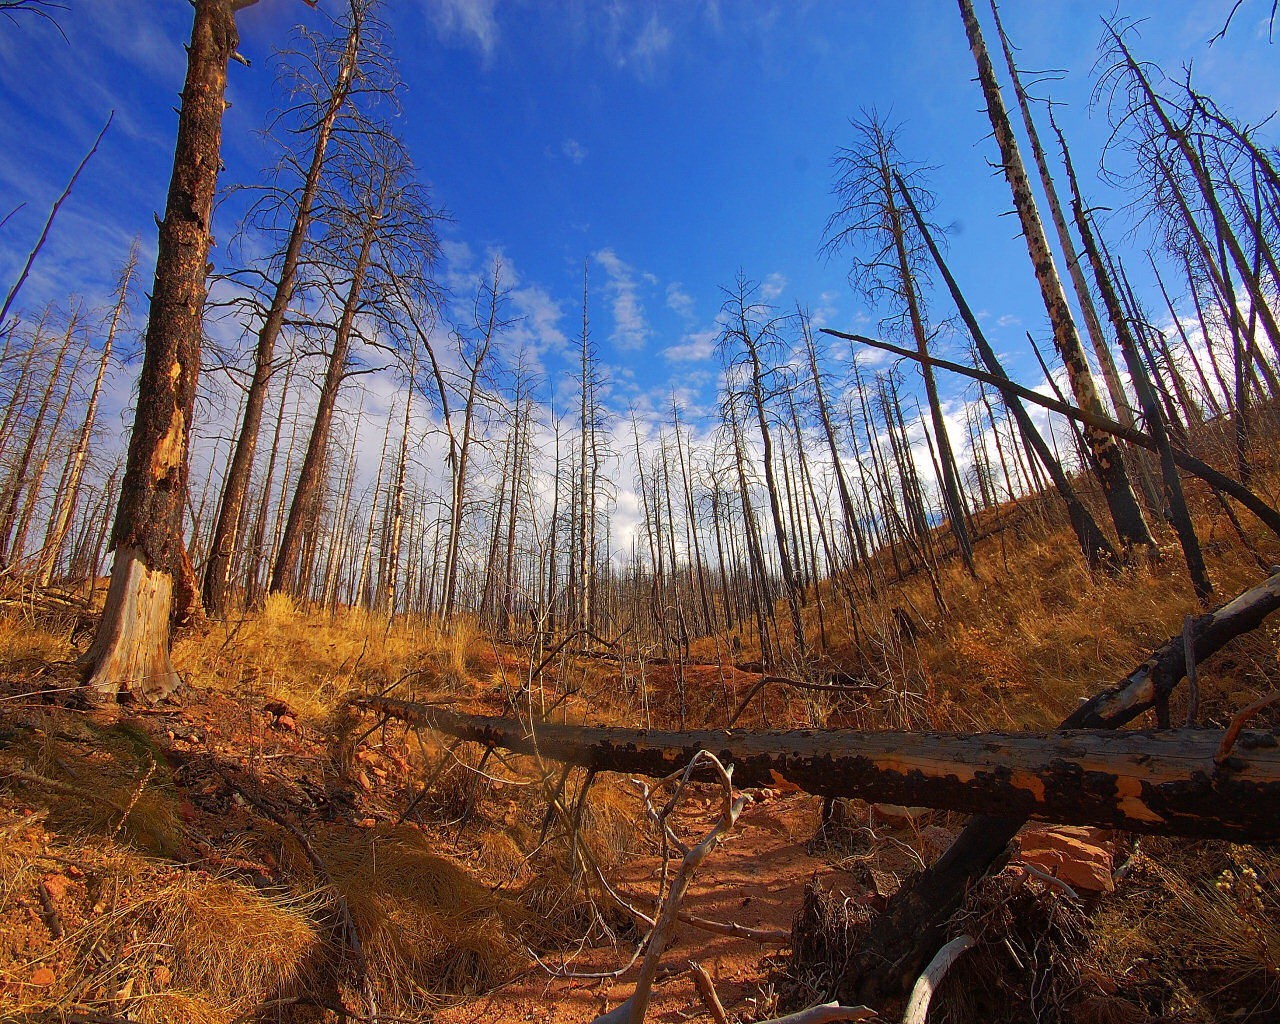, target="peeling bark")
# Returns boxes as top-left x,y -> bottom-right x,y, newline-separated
83,0 -> 240,700
356,695 -> 1280,843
